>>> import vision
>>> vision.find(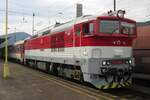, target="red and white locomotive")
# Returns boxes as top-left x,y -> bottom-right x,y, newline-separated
9,10 -> 137,89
